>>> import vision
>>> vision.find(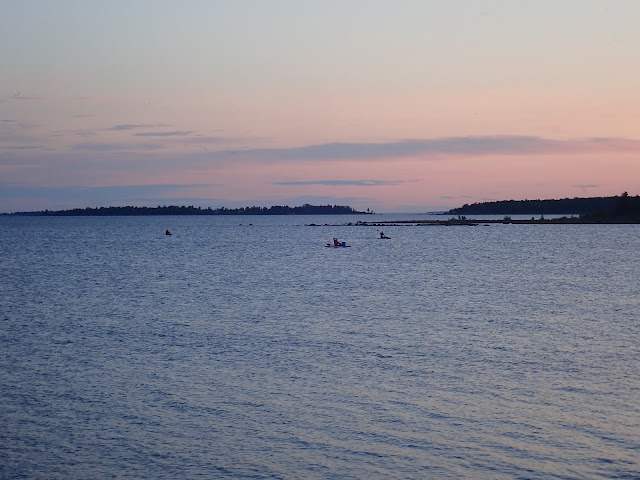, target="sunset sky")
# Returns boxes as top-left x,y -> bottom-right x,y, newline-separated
2,1 -> 640,213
